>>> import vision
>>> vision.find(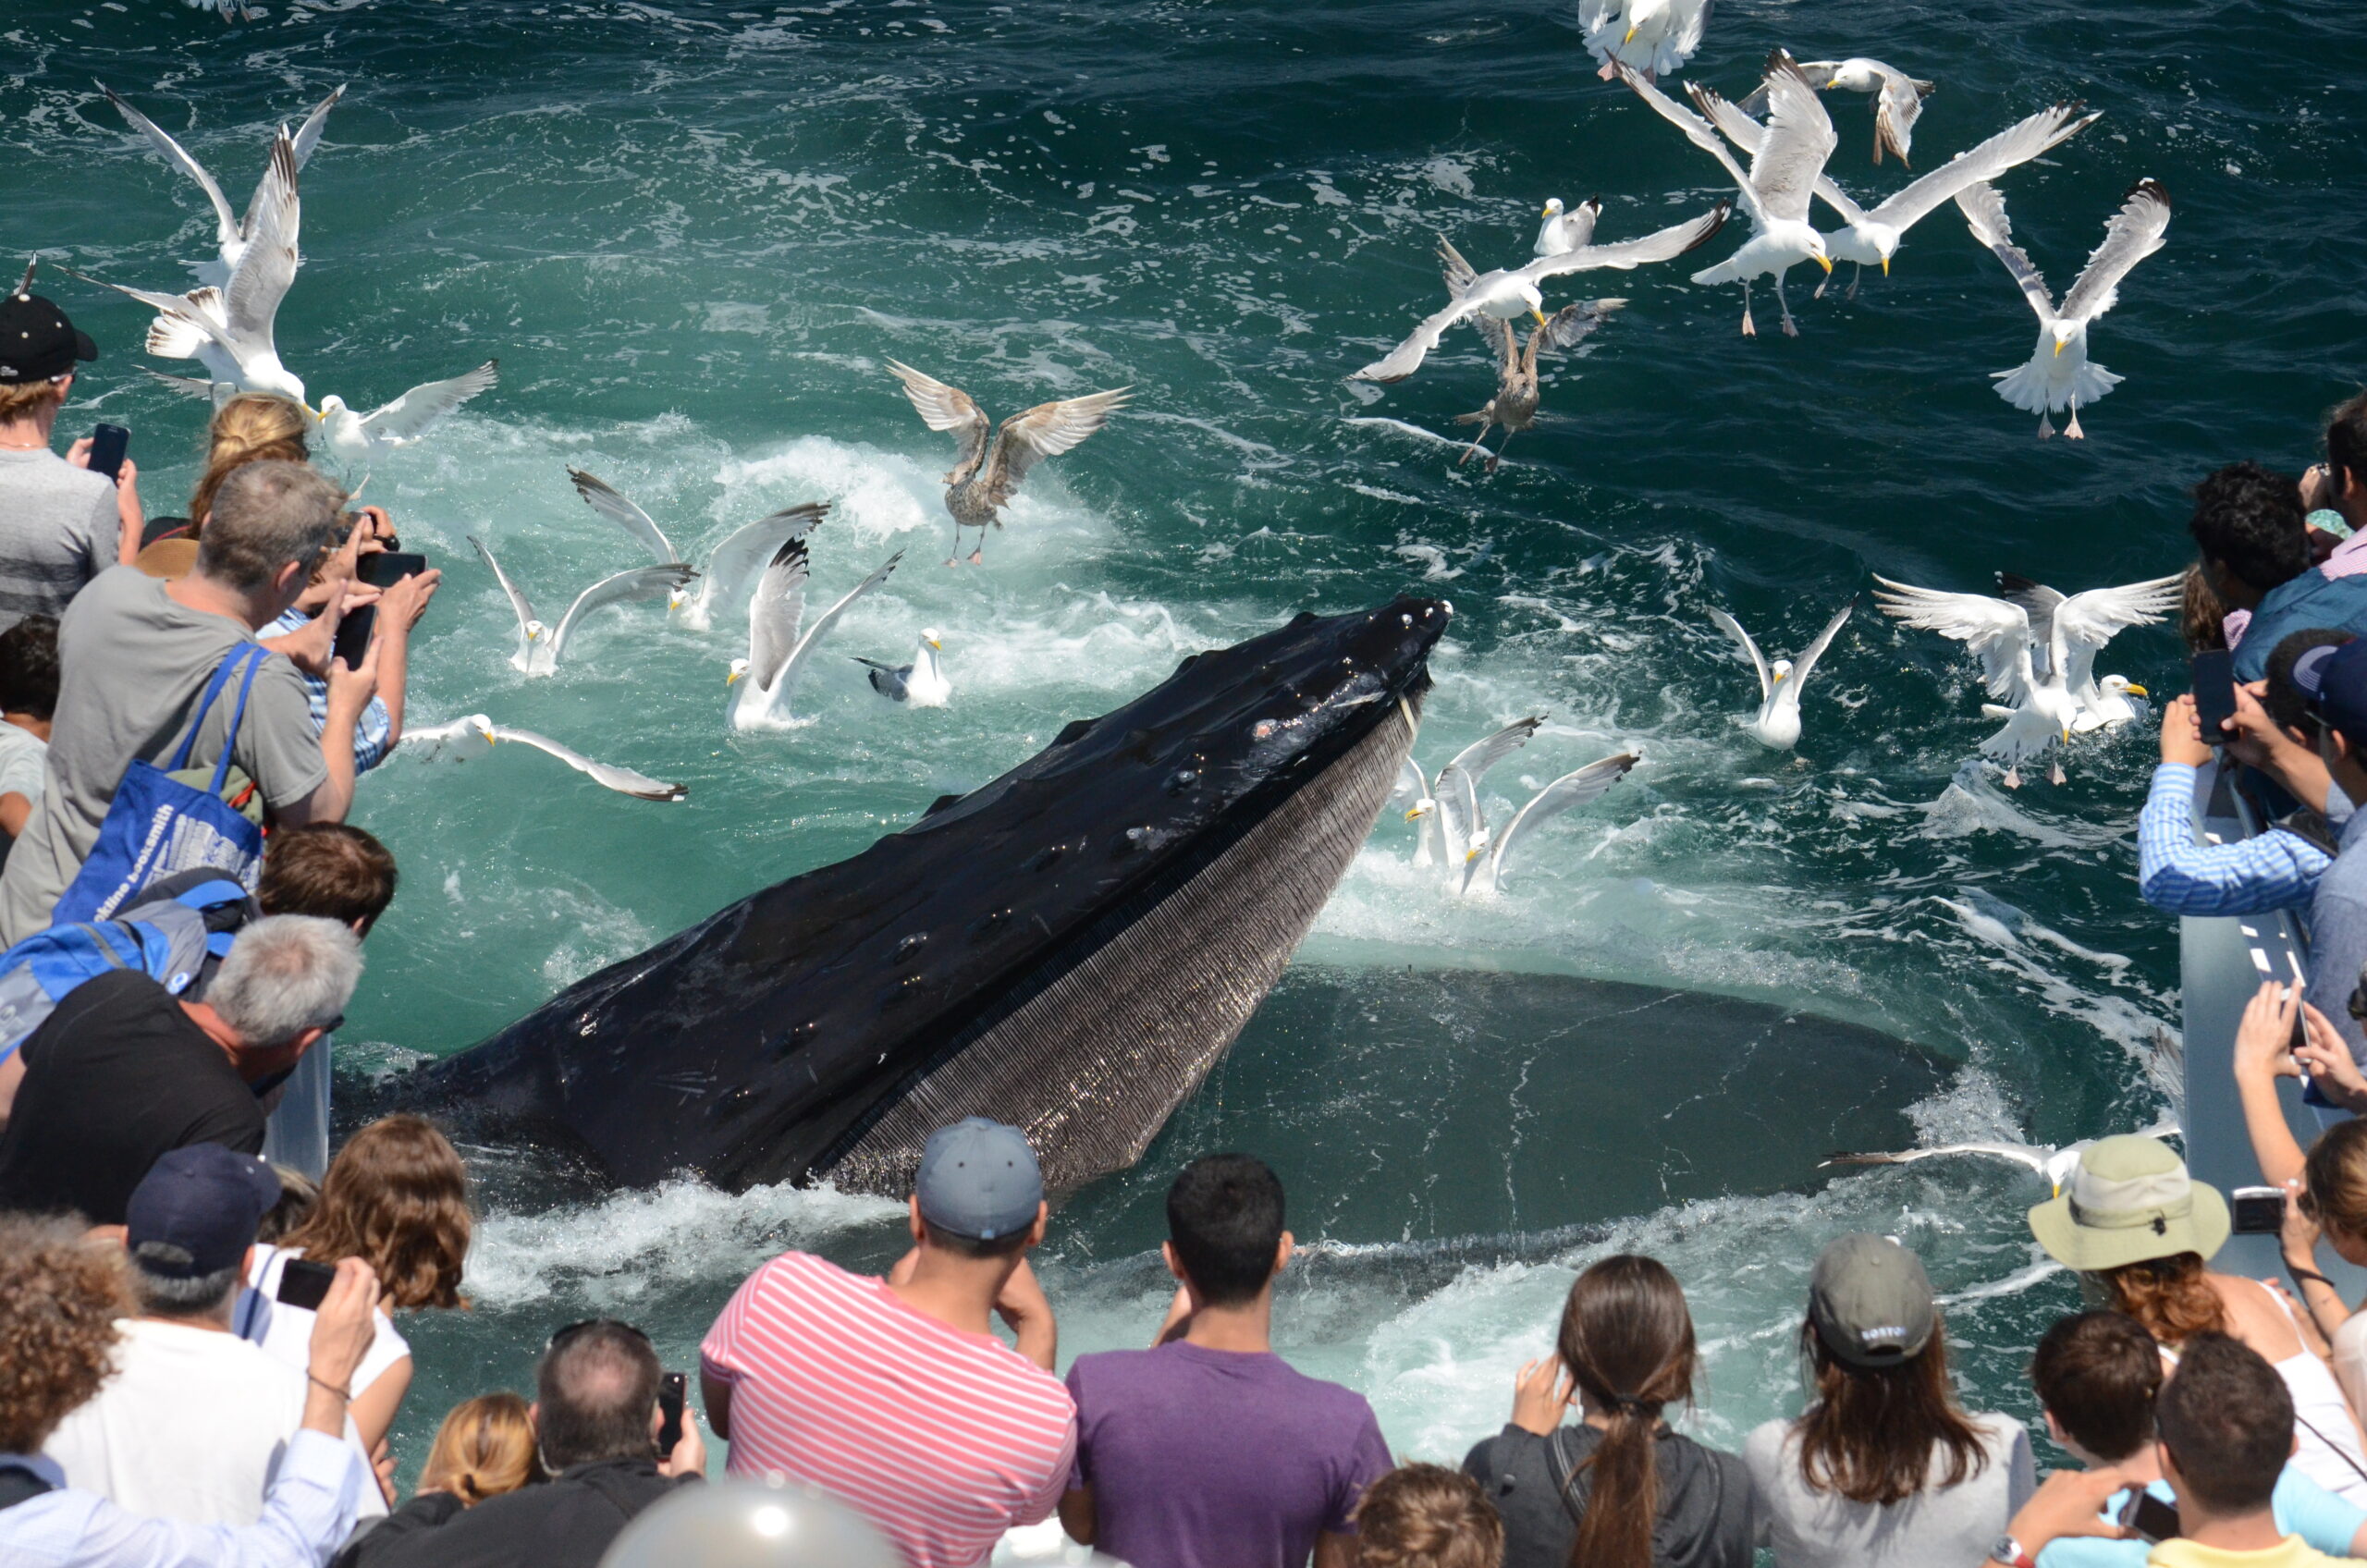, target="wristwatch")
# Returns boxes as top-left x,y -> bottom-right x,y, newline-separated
1989,1536 -> 2035,1568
